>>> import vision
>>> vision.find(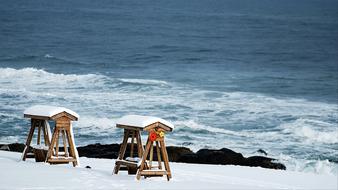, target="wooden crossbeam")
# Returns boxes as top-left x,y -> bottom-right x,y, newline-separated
113,129 -> 144,175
